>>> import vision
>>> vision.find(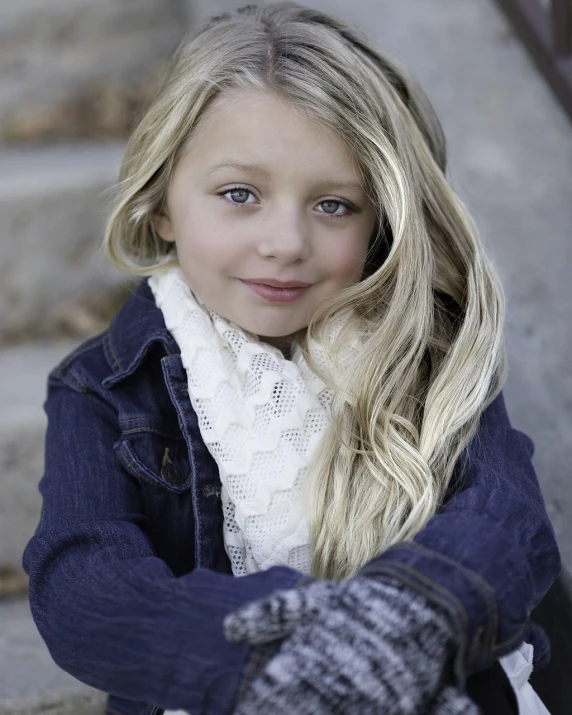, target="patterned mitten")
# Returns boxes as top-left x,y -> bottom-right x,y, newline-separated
224,574 -> 478,715
428,685 -> 479,715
